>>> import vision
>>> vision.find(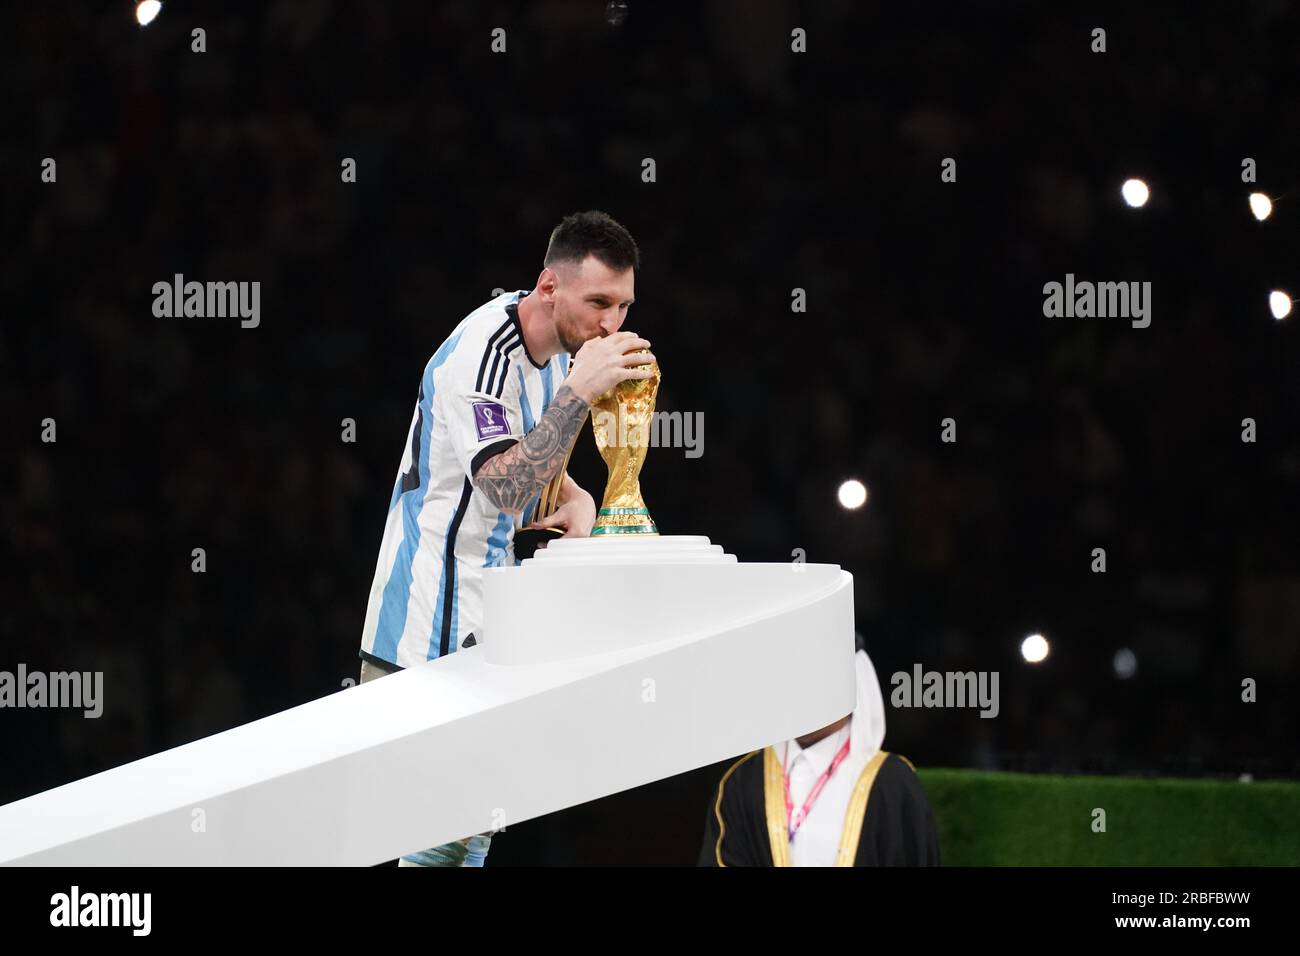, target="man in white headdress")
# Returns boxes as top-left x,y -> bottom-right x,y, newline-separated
699,636 -> 941,866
